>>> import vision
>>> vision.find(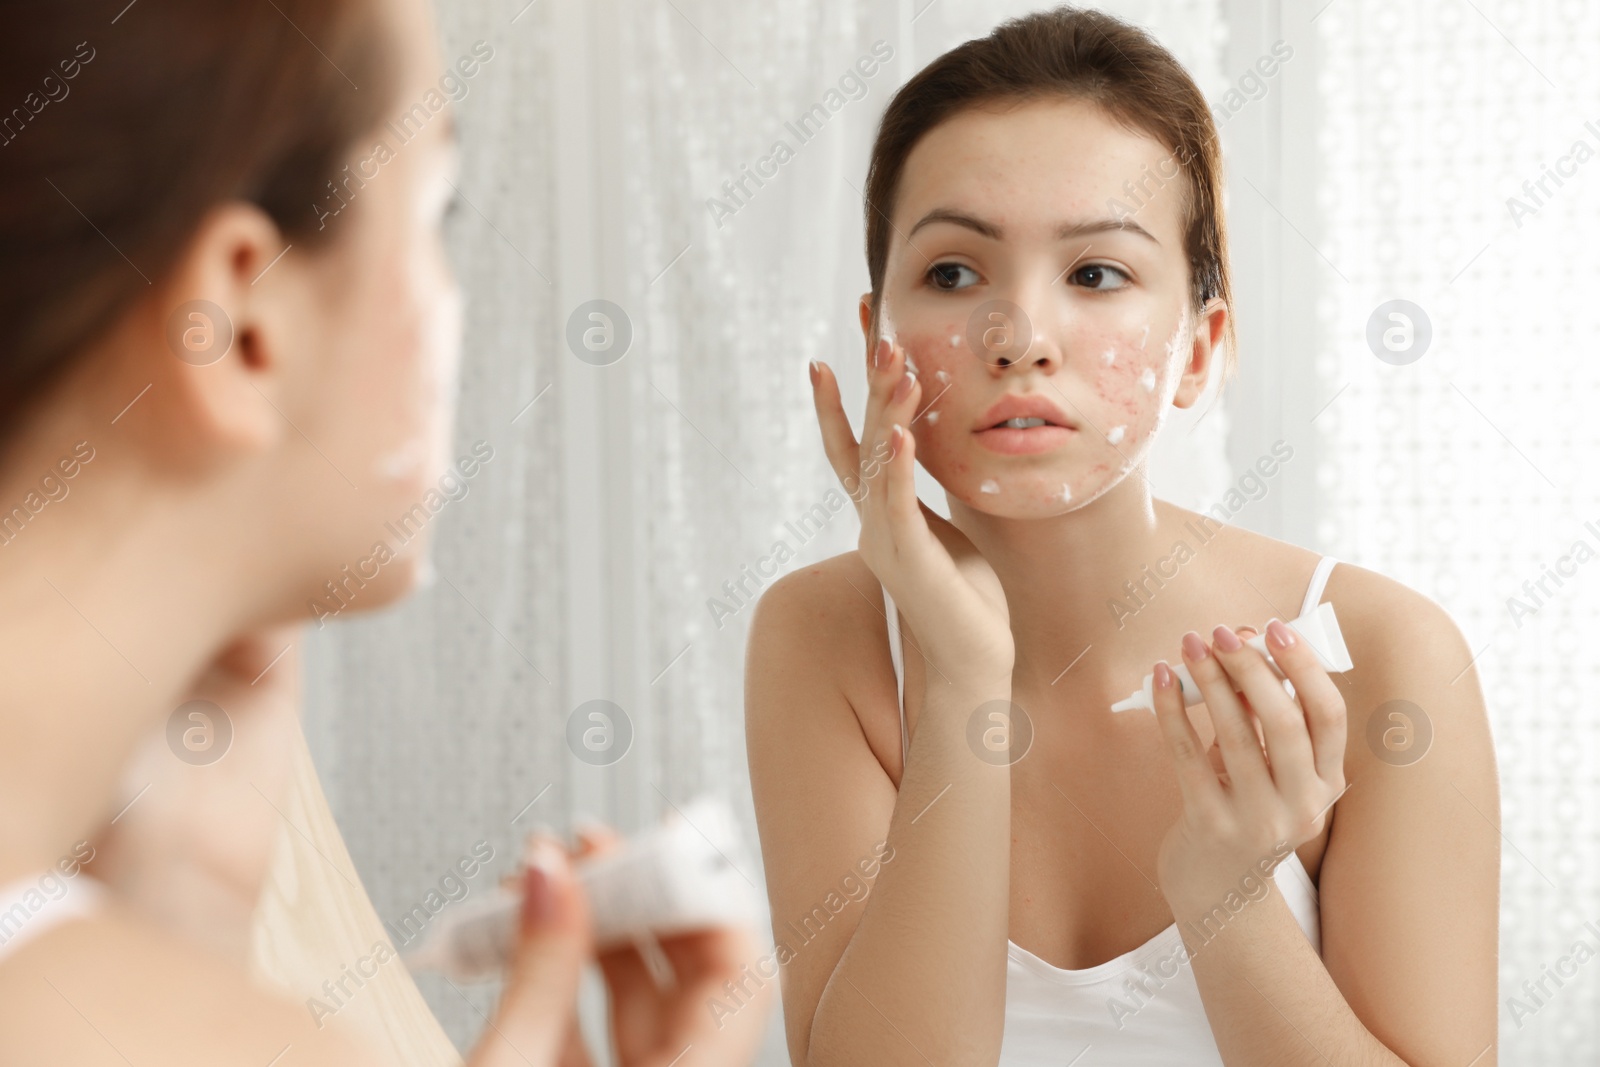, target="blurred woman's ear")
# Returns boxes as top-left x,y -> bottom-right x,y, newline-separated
0,0 -> 394,453
123,203 -> 301,465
